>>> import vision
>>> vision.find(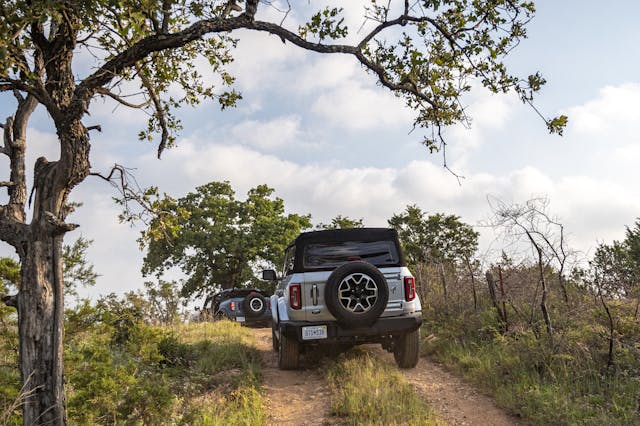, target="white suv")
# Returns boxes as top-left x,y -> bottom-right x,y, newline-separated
262,228 -> 422,370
